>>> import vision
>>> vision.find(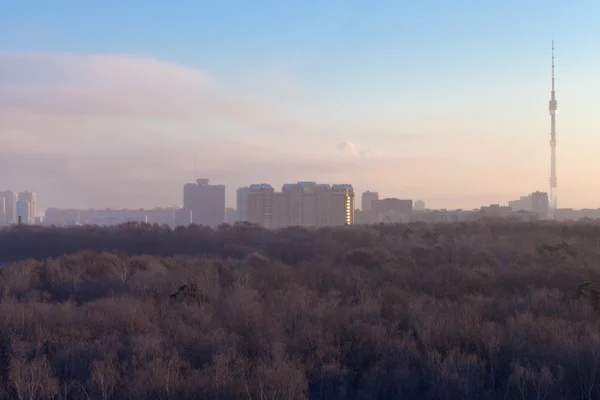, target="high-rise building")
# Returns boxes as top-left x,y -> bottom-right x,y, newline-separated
531,191 -> 549,219
361,191 -> 379,212
0,198 -> 5,226
0,191 -> 17,225
183,178 -> 226,227
18,191 -> 36,224
280,183 -> 305,226
236,187 -> 250,222
247,184 -> 275,228
414,200 -> 426,211
272,181 -> 354,228
330,184 -> 355,226
16,200 -> 31,225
